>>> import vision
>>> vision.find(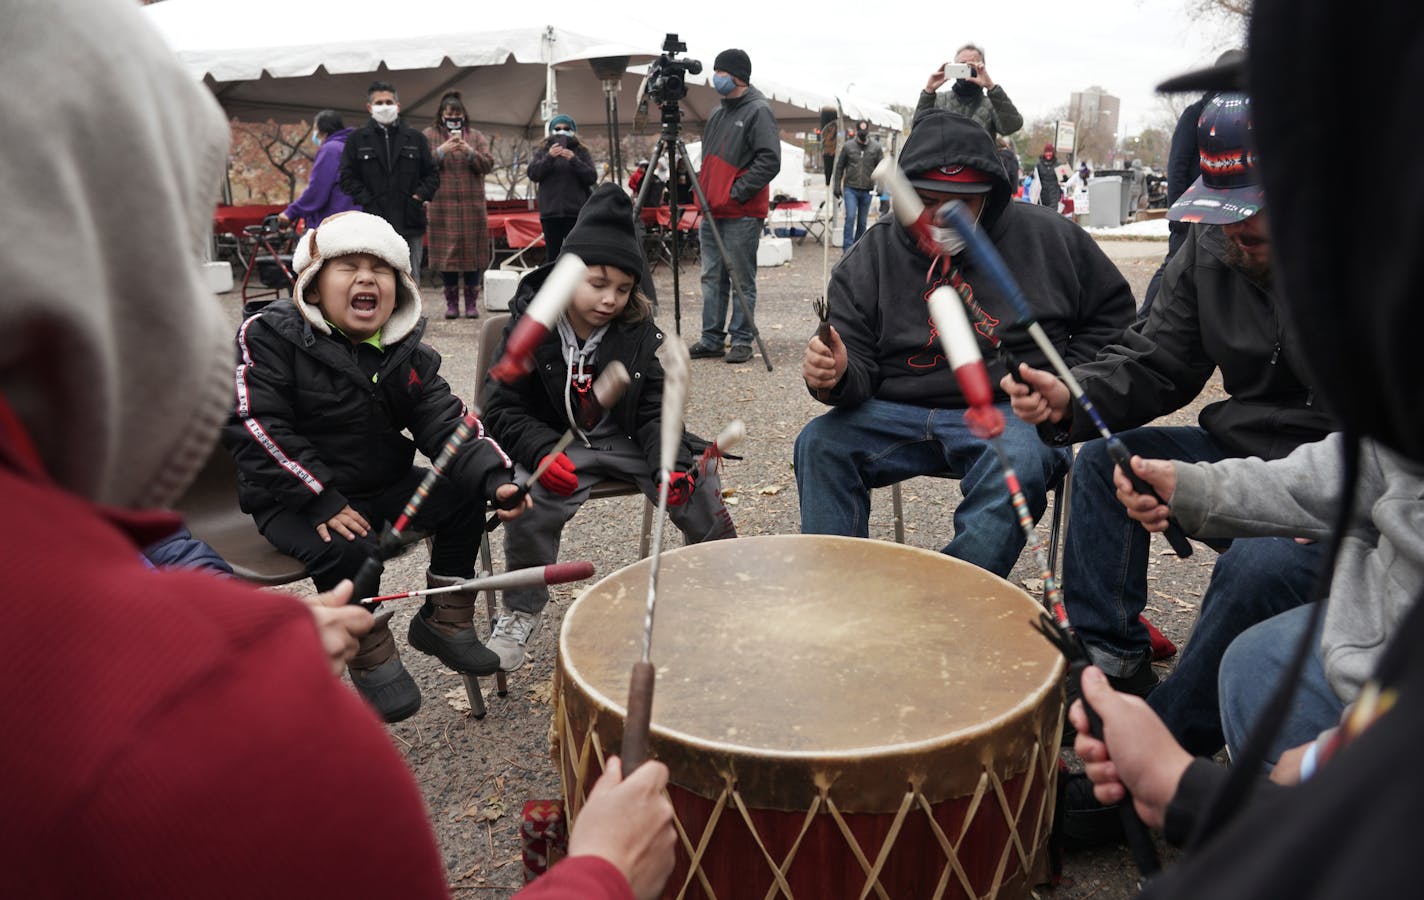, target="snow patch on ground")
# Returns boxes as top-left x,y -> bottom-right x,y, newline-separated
1084,218 -> 1172,238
